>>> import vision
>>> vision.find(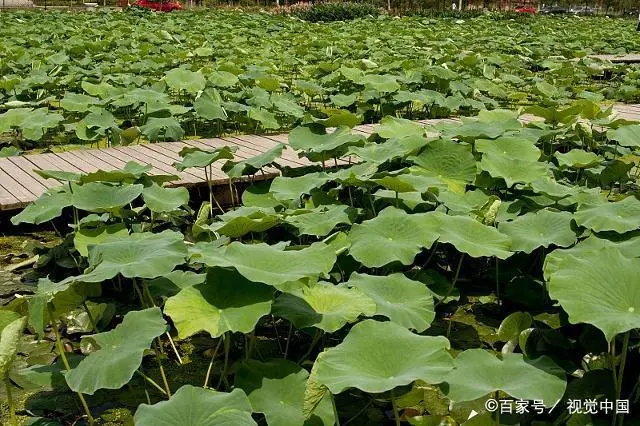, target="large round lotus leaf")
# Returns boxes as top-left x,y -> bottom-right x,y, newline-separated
223,144 -> 284,178
73,223 -> 128,257
134,385 -> 256,426
410,139 -> 477,183
348,135 -> 429,164
480,155 -> 551,188
190,241 -> 336,289
270,172 -> 332,201
207,207 -> 280,238
60,93 -> 100,112
544,247 -> 640,342
66,308 -> 167,395
607,124 -> 640,148
164,268 -> 273,339
315,320 -> 453,394
272,282 -> 375,333
577,232 -> 640,258
284,205 -> 354,237
78,230 -> 187,282
445,349 -> 566,406
554,149 -> 601,169
235,359 -> 334,426
348,207 -> 440,267
0,312 -> 26,375
347,273 -> 435,332
498,210 -> 576,254
475,137 -> 540,163
164,68 -> 207,94
375,116 -> 425,139
529,177 -> 577,199
288,126 -> 365,161
361,74 -> 400,93
70,182 -> 143,212
11,189 -> 73,225
437,214 -> 512,259
174,146 -> 236,171
142,183 -> 189,213
574,196 -> 640,233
